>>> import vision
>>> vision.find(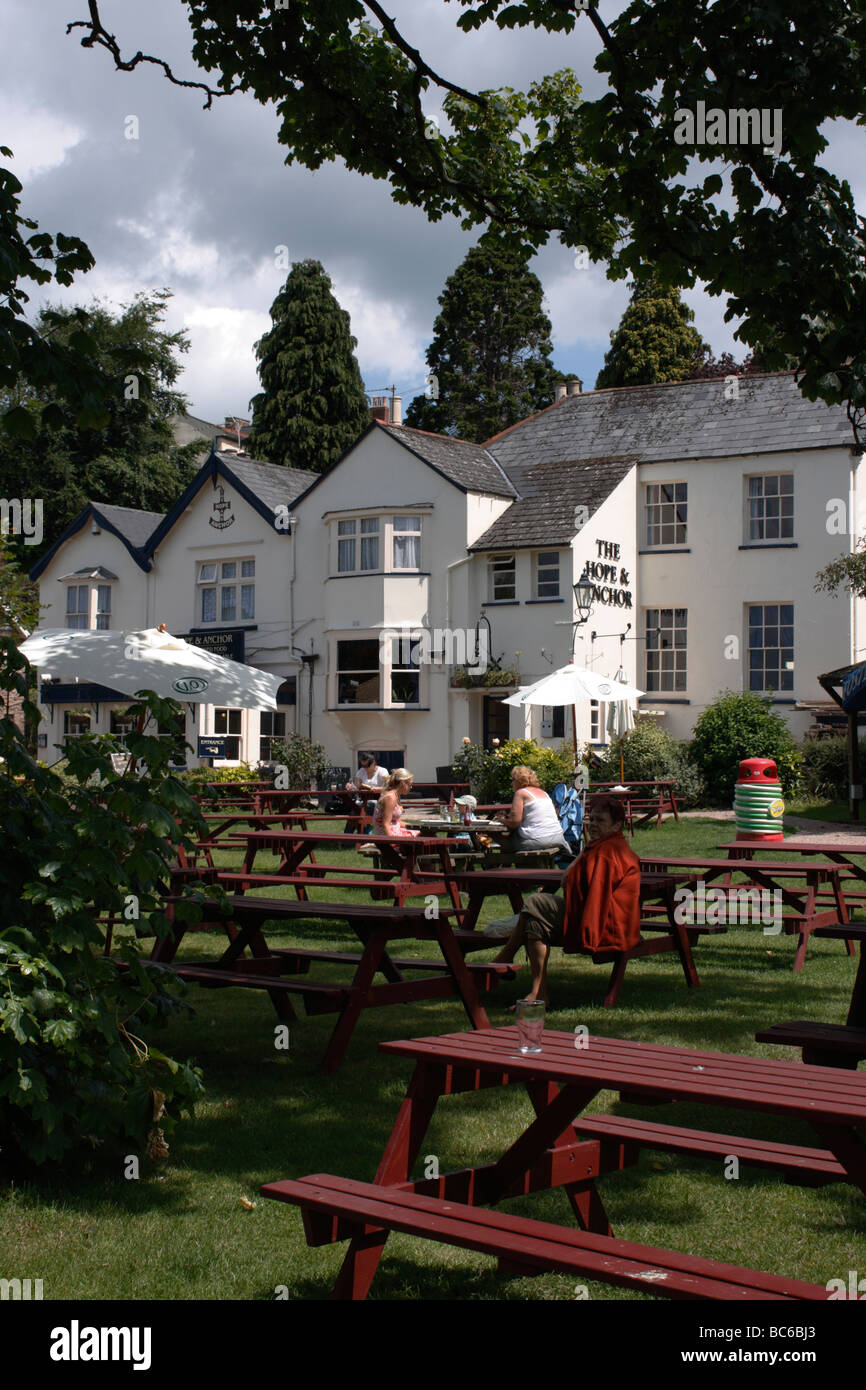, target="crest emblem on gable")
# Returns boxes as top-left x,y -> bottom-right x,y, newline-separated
210,484 -> 235,530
